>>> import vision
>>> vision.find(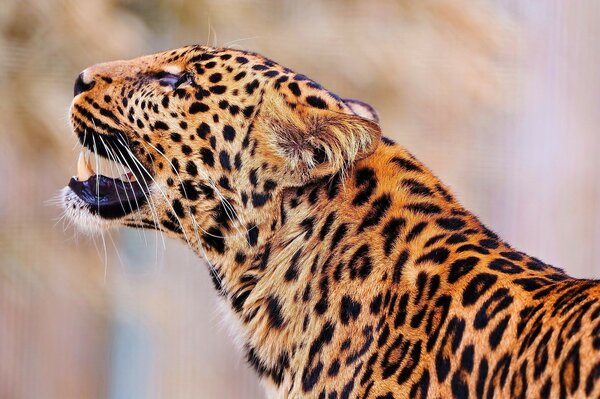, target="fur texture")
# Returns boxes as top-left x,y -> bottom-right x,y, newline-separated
63,46 -> 600,399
